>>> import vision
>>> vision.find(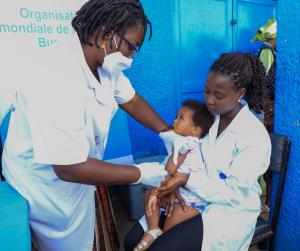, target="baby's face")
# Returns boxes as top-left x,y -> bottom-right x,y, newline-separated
173,107 -> 196,137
